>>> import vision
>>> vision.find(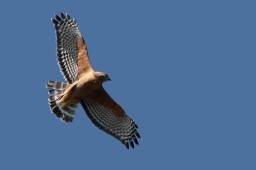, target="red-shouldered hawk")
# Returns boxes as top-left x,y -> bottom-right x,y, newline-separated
46,13 -> 140,149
